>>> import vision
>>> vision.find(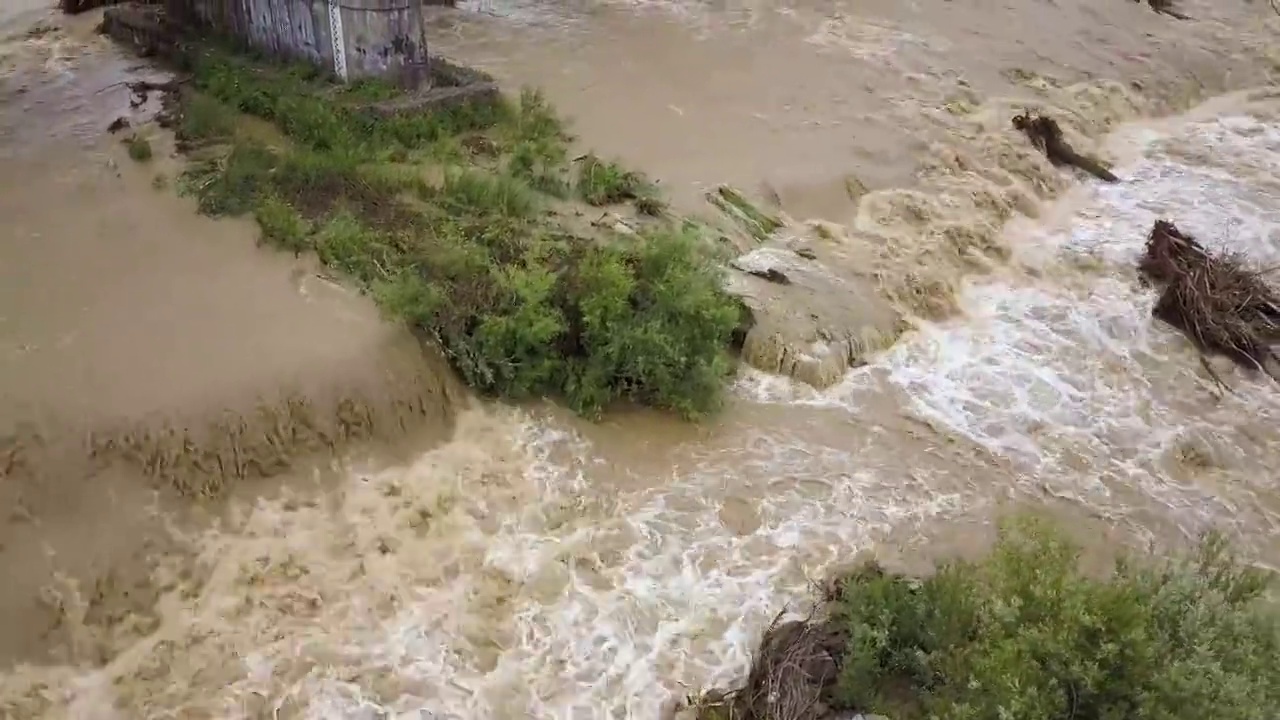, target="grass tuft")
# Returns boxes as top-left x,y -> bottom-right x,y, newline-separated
575,153 -> 658,206
124,133 -> 153,162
